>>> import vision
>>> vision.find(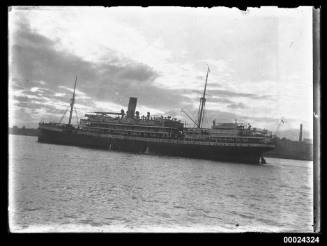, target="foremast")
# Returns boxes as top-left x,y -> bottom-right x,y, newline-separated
197,66 -> 210,128
68,76 -> 77,125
